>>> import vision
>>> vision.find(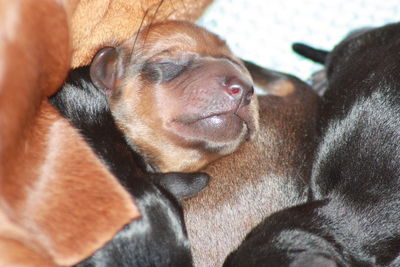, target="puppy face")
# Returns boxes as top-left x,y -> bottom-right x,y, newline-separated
90,21 -> 259,172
